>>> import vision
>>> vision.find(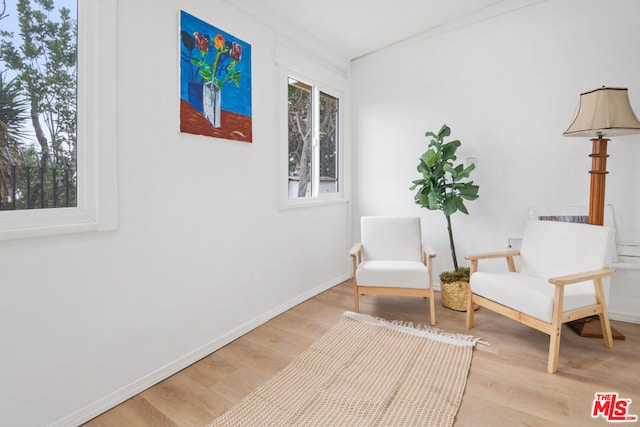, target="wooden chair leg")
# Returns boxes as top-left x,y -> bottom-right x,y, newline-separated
353,283 -> 360,313
351,258 -> 360,313
466,294 -> 475,329
594,279 -> 613,348
548,285 -> 564,373
466,262 -> 477,329
598,311 -> 613,348
547,325 -> 562,374
429,288 -> 436,326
